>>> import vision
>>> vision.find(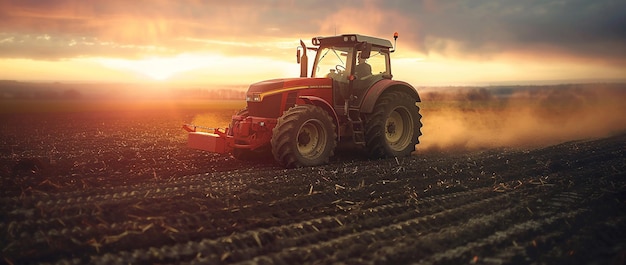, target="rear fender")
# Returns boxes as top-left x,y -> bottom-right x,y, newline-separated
359,80 -> 421,113
298,96 -> 341,141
